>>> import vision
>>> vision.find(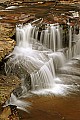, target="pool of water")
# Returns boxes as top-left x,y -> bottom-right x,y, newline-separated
18,58 -> 80,120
